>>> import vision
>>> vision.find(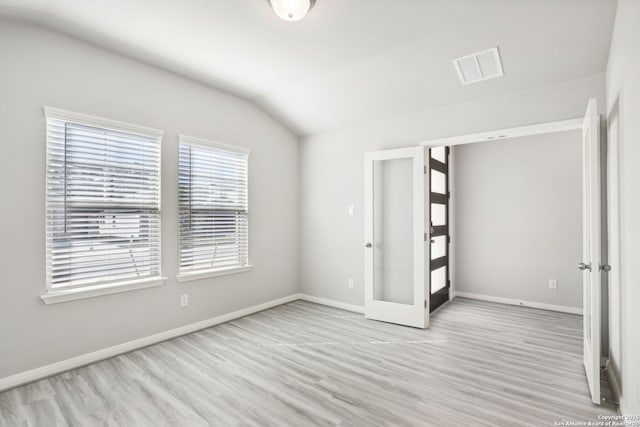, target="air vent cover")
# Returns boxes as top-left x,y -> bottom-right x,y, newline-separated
454,47 -> 504,85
